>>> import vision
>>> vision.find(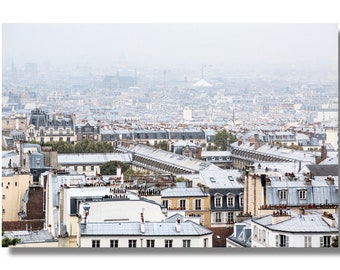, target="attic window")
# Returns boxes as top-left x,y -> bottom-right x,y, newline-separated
210,177 -> 216,182
228,176 -> 234,181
